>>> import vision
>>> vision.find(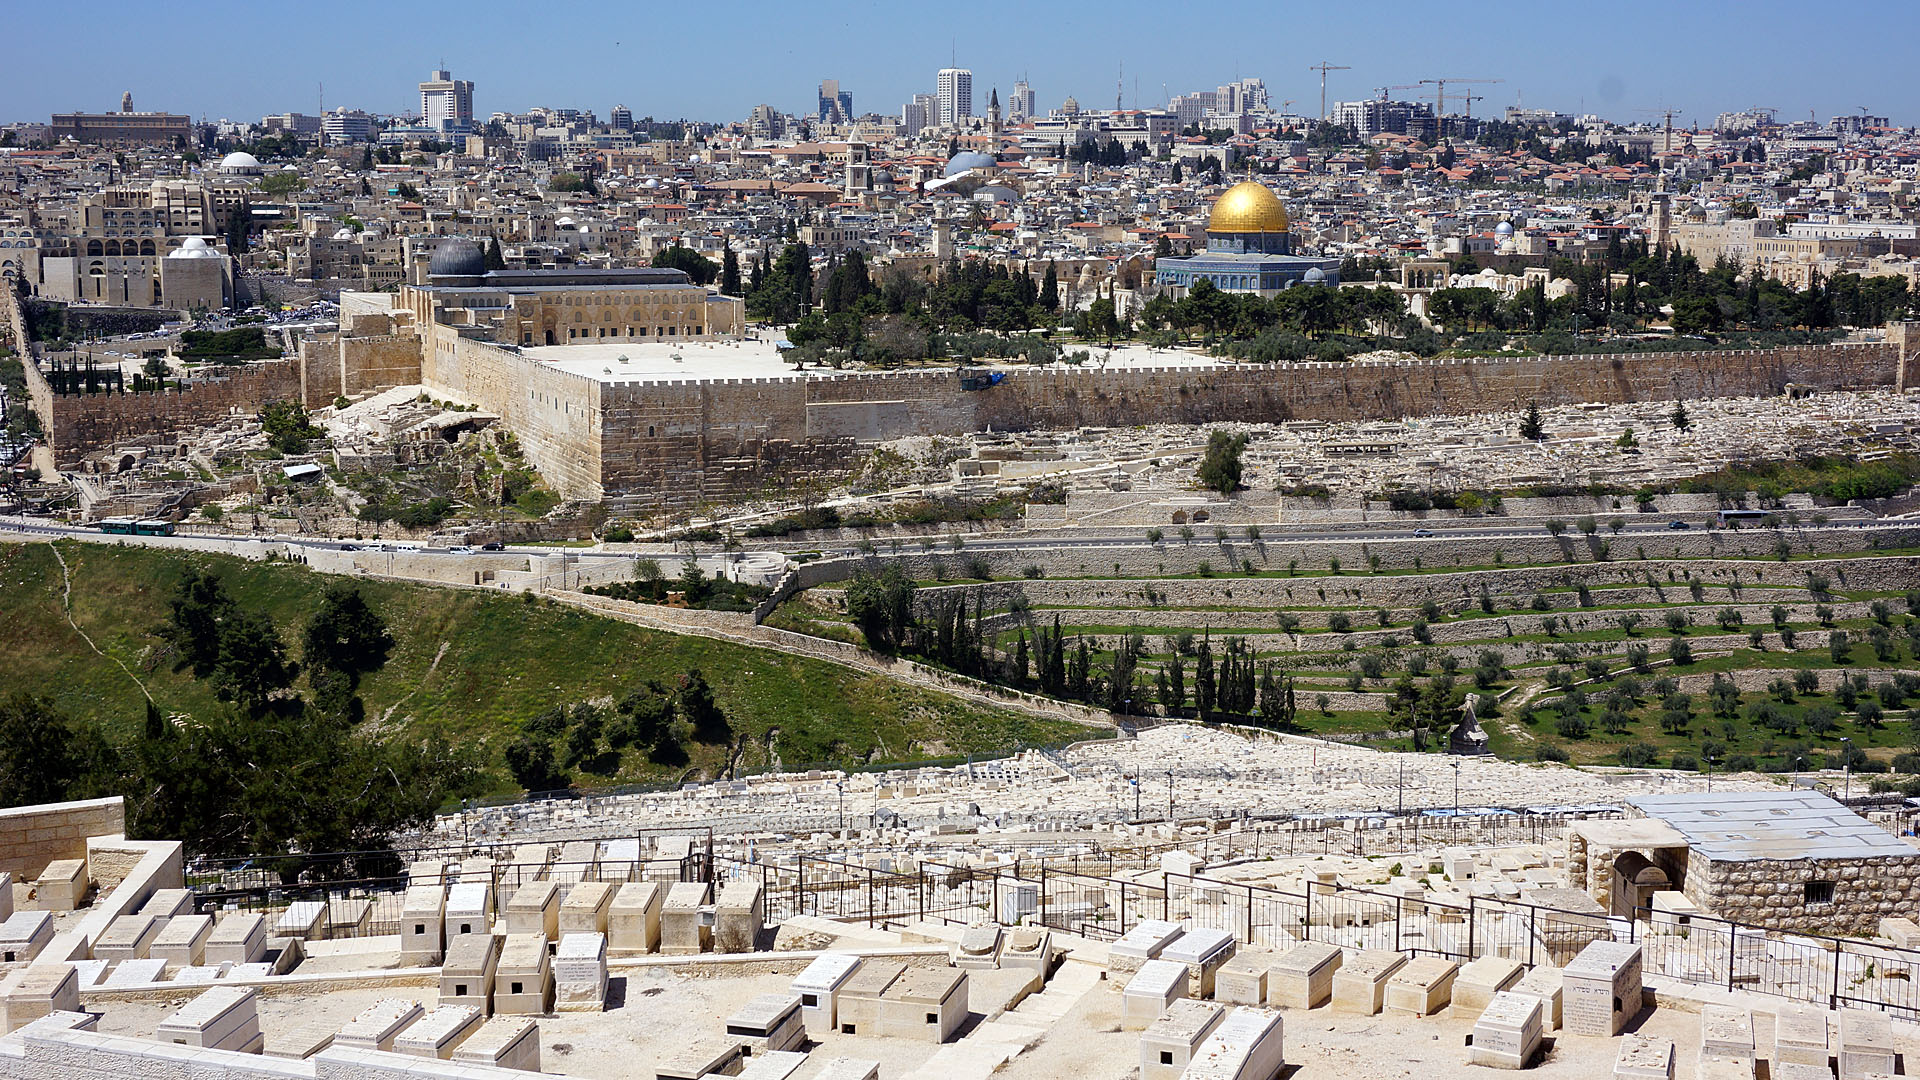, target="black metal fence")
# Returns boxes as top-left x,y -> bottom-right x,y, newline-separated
183,826 -> 1920,1018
